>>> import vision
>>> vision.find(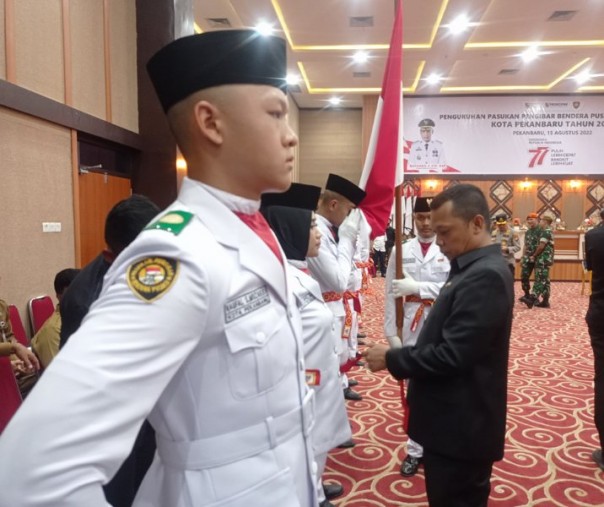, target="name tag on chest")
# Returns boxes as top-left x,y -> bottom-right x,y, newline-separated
224,286 -> 271,323
296,291 -> 315,310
